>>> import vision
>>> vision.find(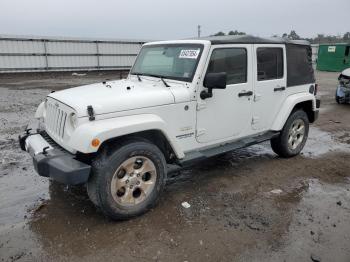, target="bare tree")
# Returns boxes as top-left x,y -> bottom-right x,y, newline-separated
288,30 -> 301,40
213,31 -> 225,36
228,30 -> 246,36
344,32 -> 350,41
